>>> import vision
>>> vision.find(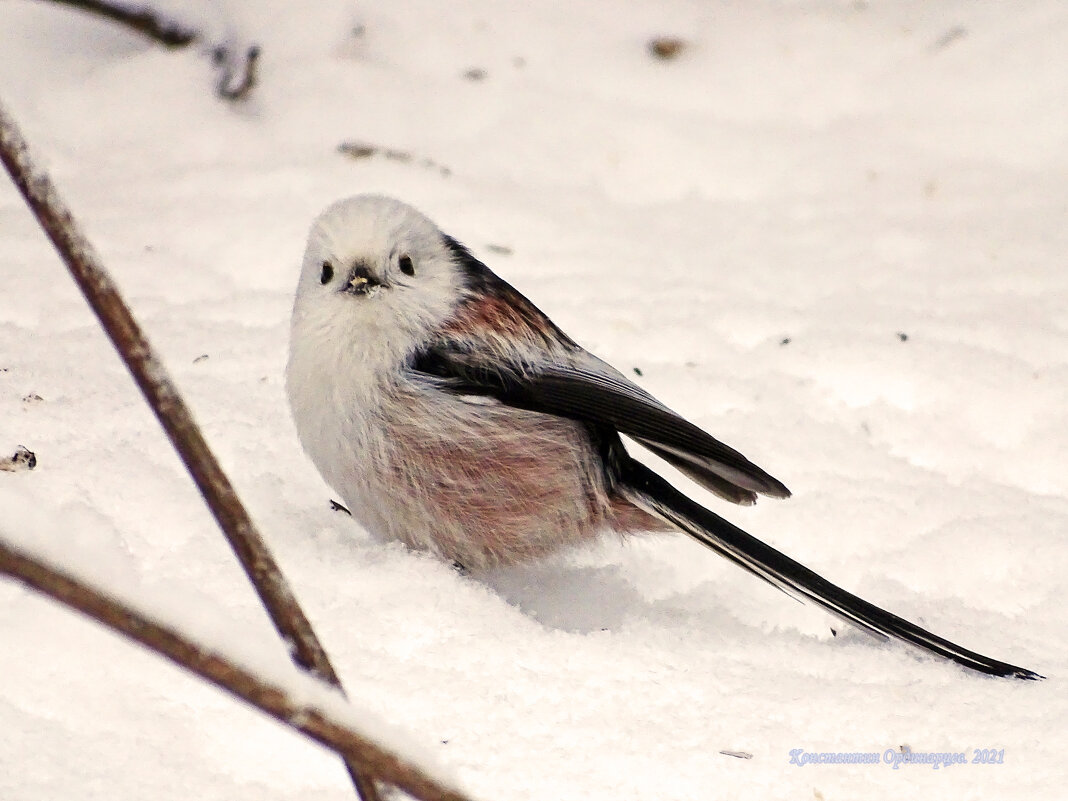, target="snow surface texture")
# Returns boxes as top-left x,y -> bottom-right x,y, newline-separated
1,1 -> 1065,799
